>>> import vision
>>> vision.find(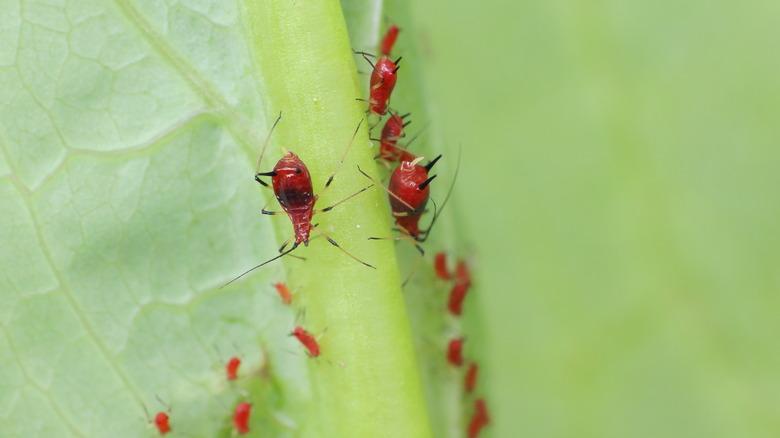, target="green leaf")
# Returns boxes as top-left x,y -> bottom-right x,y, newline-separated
0,0 -> 437,436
